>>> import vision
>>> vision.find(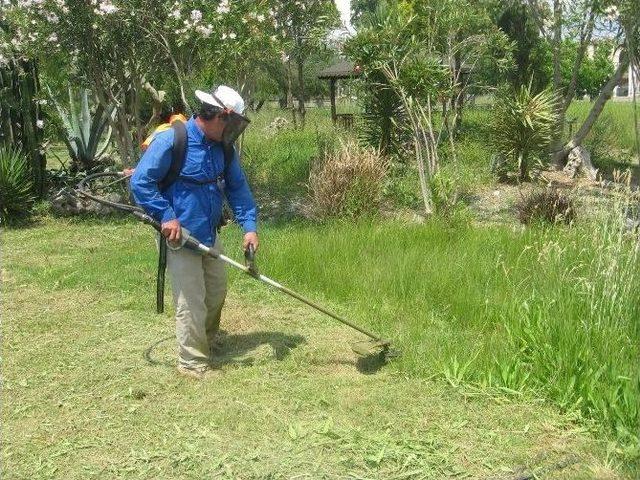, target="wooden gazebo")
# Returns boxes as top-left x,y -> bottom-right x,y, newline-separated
317,59 -> 361,128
